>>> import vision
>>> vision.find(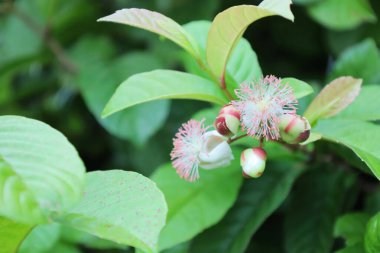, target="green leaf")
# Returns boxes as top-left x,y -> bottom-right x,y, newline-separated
71,37 -> 170,146
62,170 -> 167,253
293,0 -> 323,5
314,119 -> 380,180
304,77 -> 362,125
308,0 -> 377,30
98,8 -> 200,58
0,116 -> 86,224
152,159 -> 243,251
206,0 -> 294,80
335,85 -> 380,121
285,168 -> 357,253
0,216 -> 32,253
60,225 -> 127,250
334,212 -> 370,246
336,244 -> 365,253
282,77 -> 314,99
364,212 -> 380,253
189,161 -> 304,253
329,39 -> 380,84
183,20 -> 262,92
102,70 -> 228,118
19,223 -> 61,253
